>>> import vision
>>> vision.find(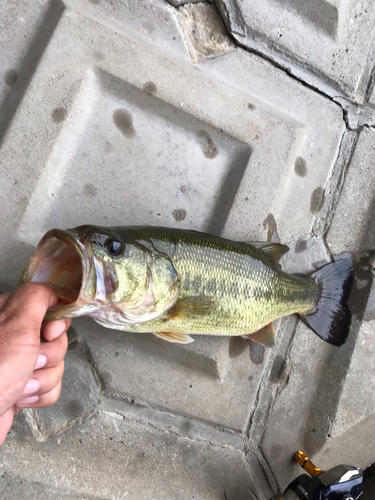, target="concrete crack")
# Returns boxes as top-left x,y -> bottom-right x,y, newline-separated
209,1 -> 375,130
312,130 -> 359,238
